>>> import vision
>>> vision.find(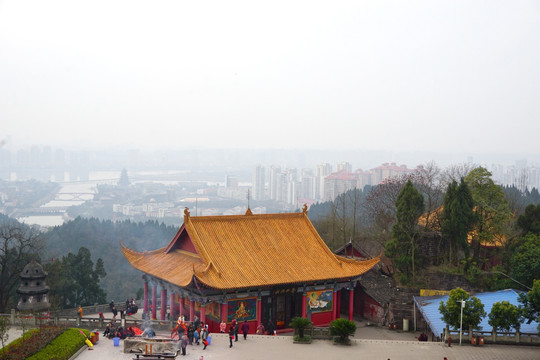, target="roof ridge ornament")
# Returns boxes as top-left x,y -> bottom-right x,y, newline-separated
184,207 -> 190,221
302,203 -> 308,215
245,207 -> 253,216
